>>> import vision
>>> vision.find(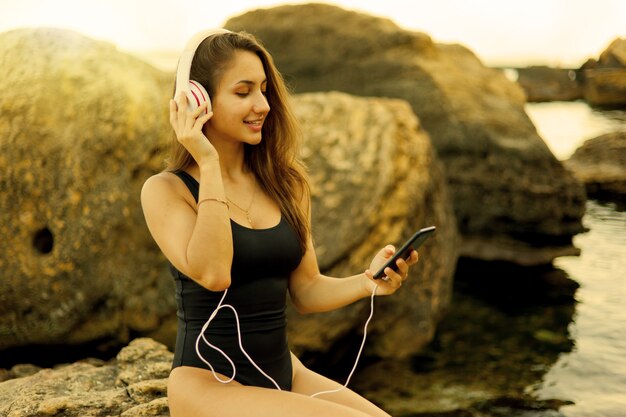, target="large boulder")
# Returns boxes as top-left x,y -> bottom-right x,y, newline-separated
225,3 -> 587,265
565,131 -> 626,202
580,38 -> 626,107
289,92 -> 458,358
0,28 -> 175,350
0,338 -> 171,417
0,28 -> 456,361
